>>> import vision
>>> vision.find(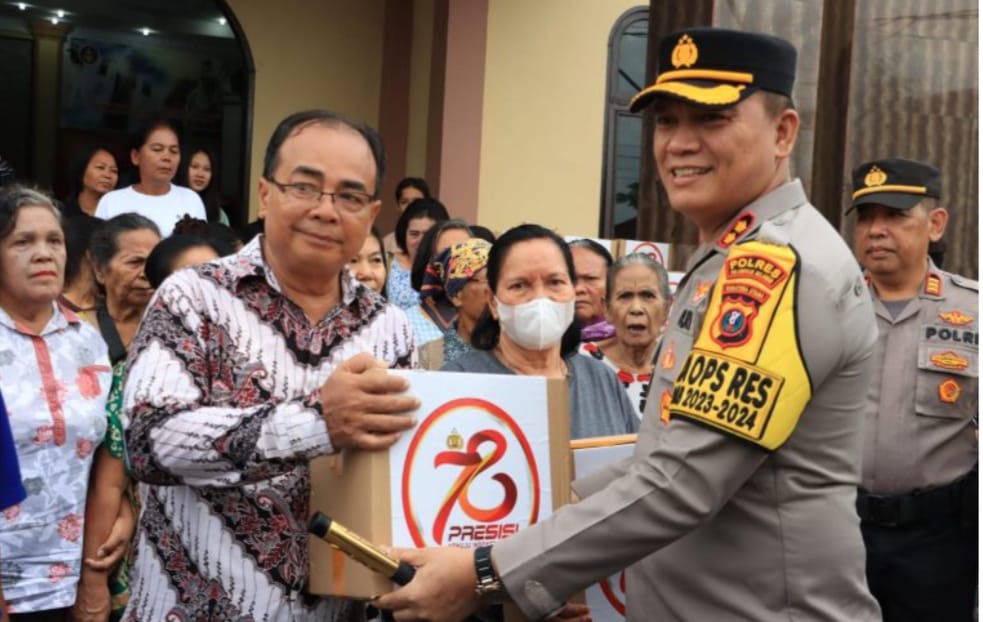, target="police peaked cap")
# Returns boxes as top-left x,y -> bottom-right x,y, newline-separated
630,27 -> 798,112
849,157 -> 942,212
